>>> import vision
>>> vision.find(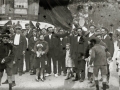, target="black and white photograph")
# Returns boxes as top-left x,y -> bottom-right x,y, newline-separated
0,0 -> 119,90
